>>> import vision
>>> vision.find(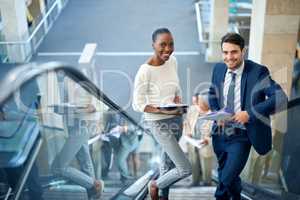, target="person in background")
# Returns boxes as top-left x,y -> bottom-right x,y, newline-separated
102,110 -> 140,183
127,131 -> 143,178
133,27 -> 191,200
183,92 -> 213,187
